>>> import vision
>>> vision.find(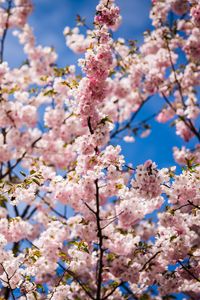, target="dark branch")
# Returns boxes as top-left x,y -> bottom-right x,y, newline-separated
140,251 -> 162,272
111,97 -> 150,139
178,260 -> 200,283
